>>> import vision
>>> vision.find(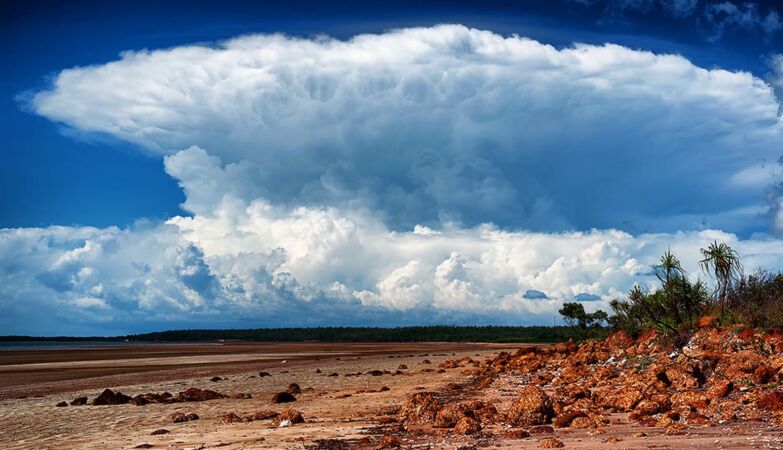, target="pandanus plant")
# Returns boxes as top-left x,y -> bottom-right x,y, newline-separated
699,241 -> 743,320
